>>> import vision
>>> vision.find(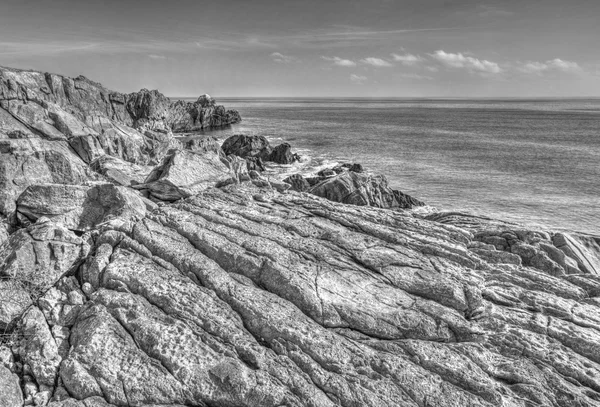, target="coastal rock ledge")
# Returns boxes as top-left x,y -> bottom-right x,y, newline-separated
0,66 -> 600,407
